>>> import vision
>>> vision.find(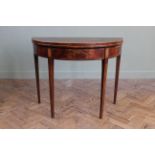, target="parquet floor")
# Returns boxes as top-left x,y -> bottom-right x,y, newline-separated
0,79 -> 155,129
